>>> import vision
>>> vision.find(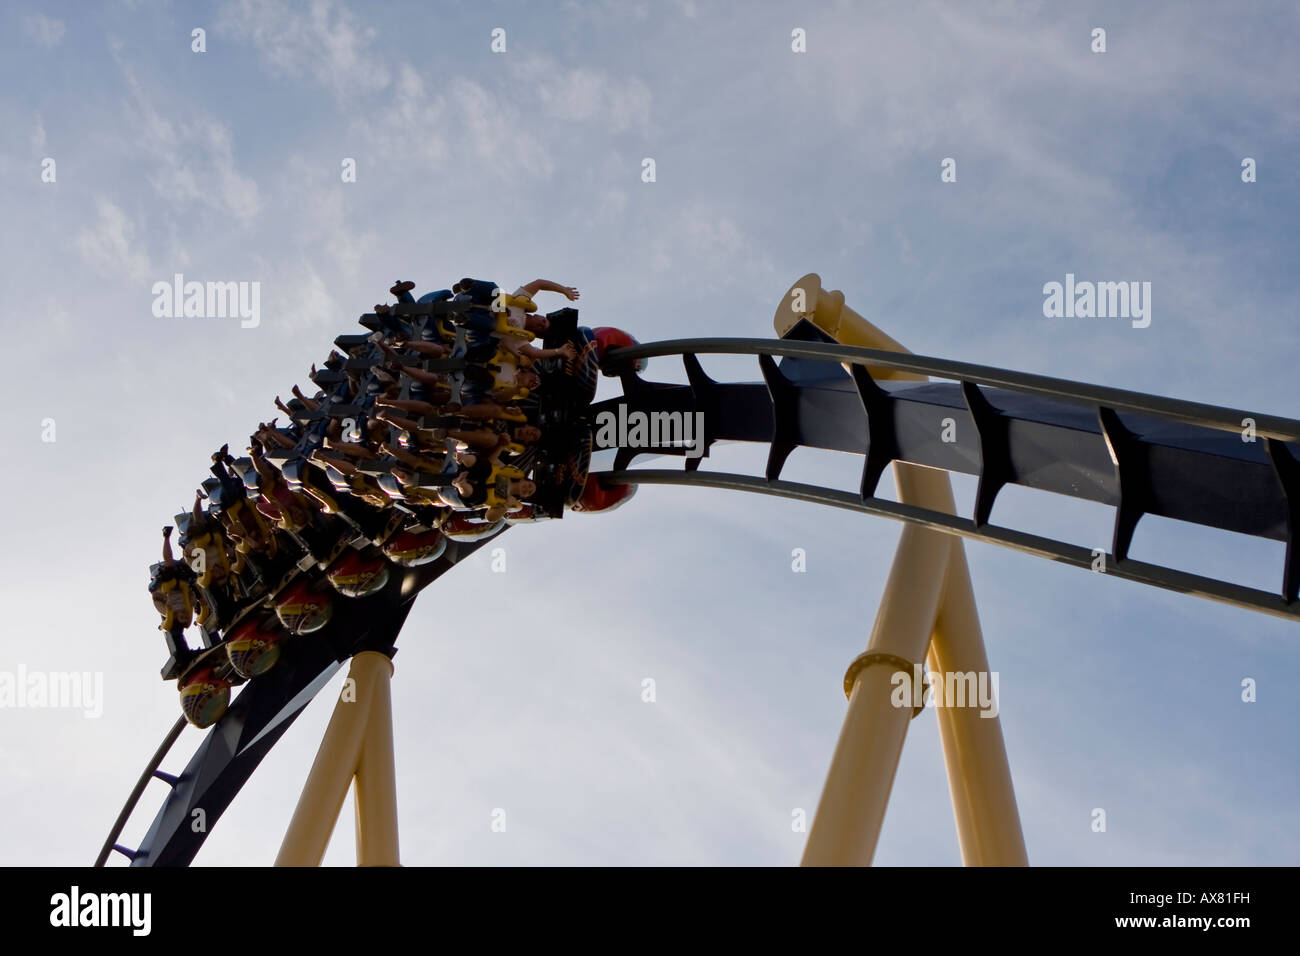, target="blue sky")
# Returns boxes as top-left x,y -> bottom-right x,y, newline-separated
1,0 -> 1297,866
